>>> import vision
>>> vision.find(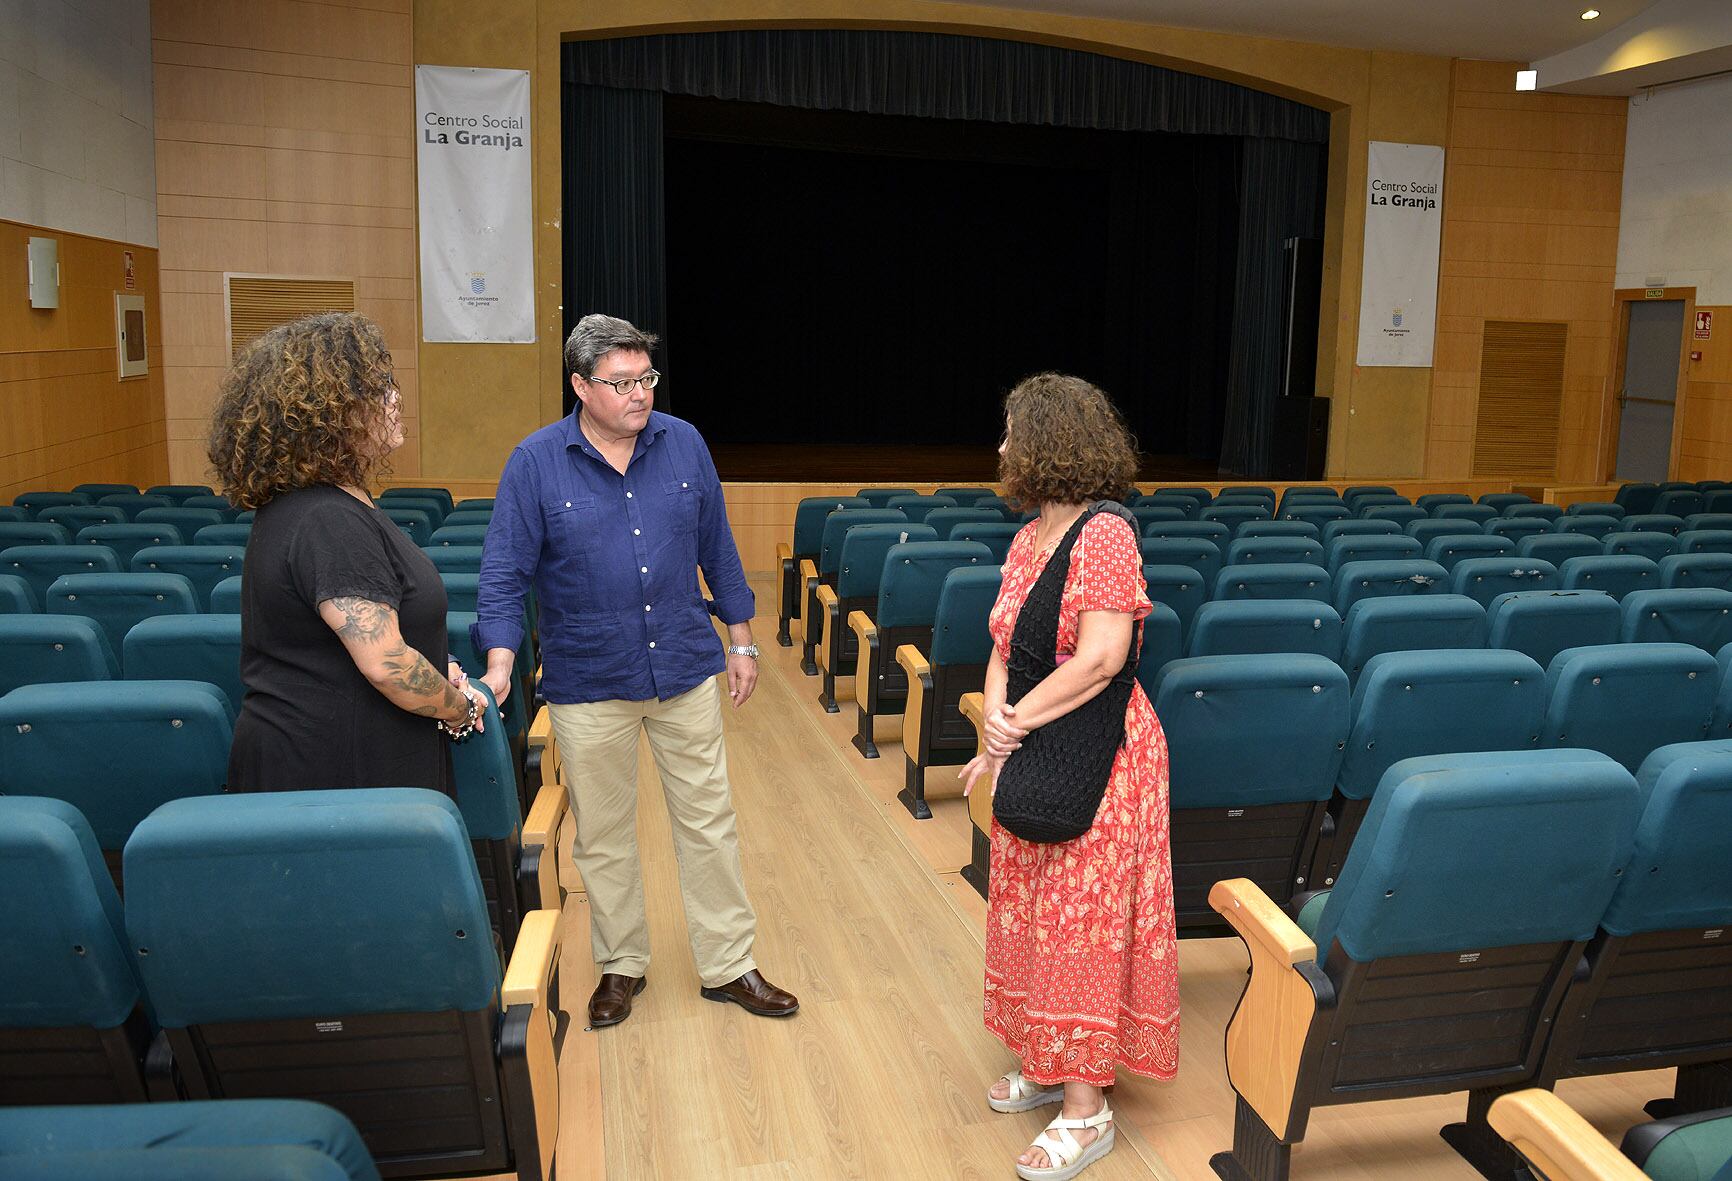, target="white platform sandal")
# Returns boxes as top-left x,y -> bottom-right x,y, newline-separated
988,1070 -> 1065,1113
1015,1101 -> 1115,1181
